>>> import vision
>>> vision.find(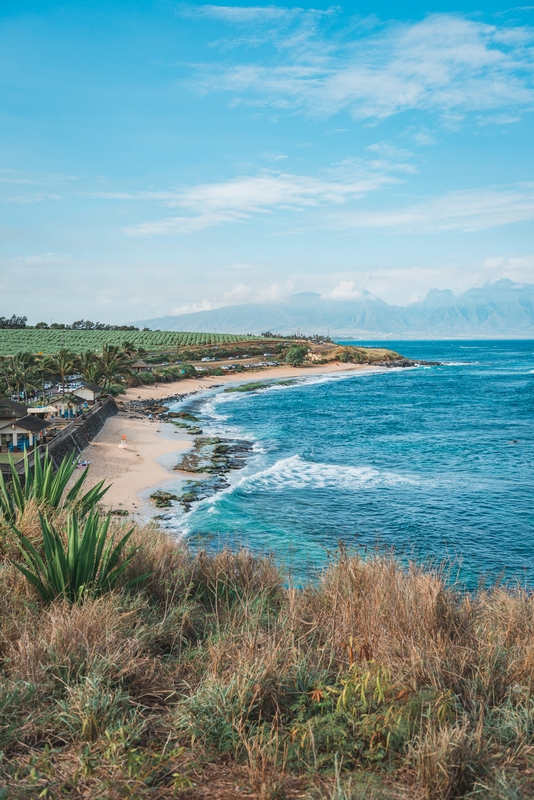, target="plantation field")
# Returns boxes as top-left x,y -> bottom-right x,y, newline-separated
0,329 -> 257,355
